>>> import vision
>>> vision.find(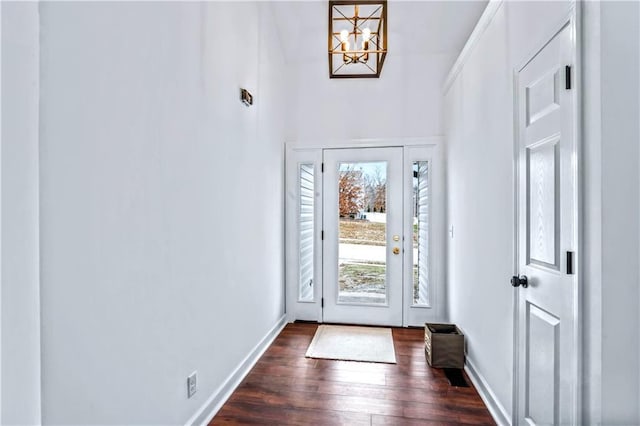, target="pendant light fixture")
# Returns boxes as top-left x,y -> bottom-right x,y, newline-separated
328,0 -> 387,78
